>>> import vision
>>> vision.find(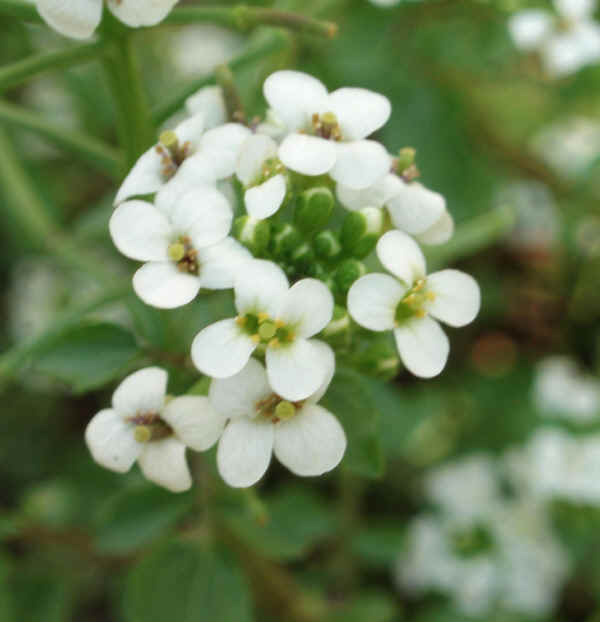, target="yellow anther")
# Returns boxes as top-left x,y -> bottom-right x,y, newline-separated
274,400 -> 296,420
414,279 -> 426,291
415,309 -> 426,318
134,425 -> 152,443
426,291 -> 436,301
159,130 -> 178,150
235,316 -> 246,326
168,242 -> 185,262
268,337 -> 280,349
321,111 -> 338,125
258,312 -> 270,323
275,319 -> 285,328
251,334 -> 260,344
258,321 -> 277,341
404,294 -> 416,304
